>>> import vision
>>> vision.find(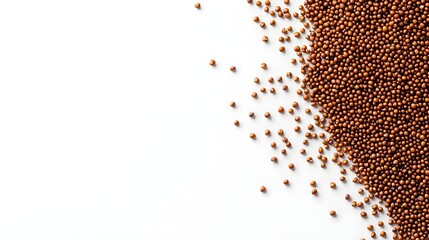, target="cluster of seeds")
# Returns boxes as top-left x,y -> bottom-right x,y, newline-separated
302,0 -> 429,239
199,0 -> 429,238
